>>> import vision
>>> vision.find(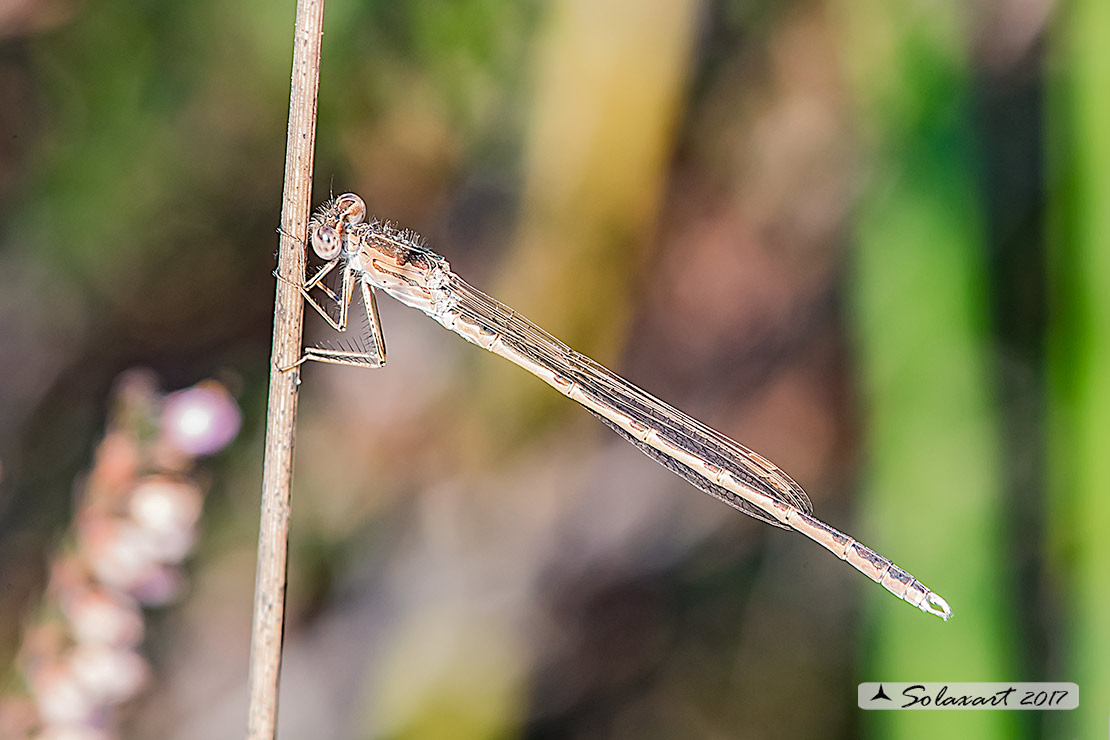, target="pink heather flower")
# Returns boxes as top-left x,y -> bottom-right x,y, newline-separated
128,478 -> 203,538
68,644 -> 149,705
128,478 -> 202,562
78,517 -> 159,594
128,565 -> 185,607
160,383 -> 241,457
29,661 -> 98,728
61,587 -> 144,648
